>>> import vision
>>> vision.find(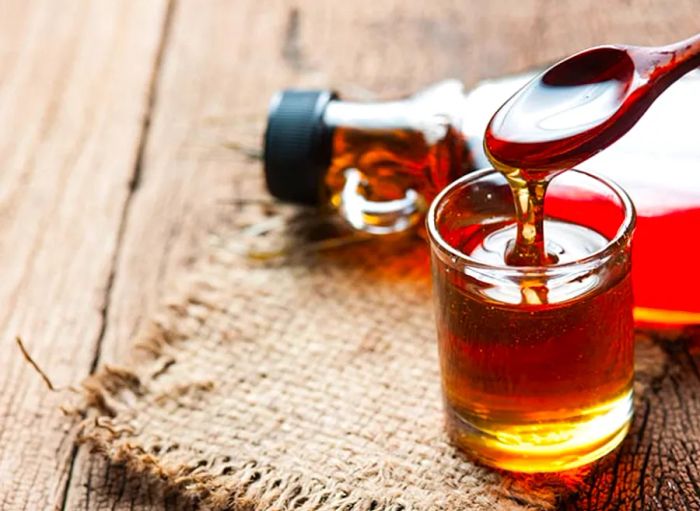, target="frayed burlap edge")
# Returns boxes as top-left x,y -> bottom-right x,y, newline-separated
63,208 -> 672,511
71,324 -> 587,511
